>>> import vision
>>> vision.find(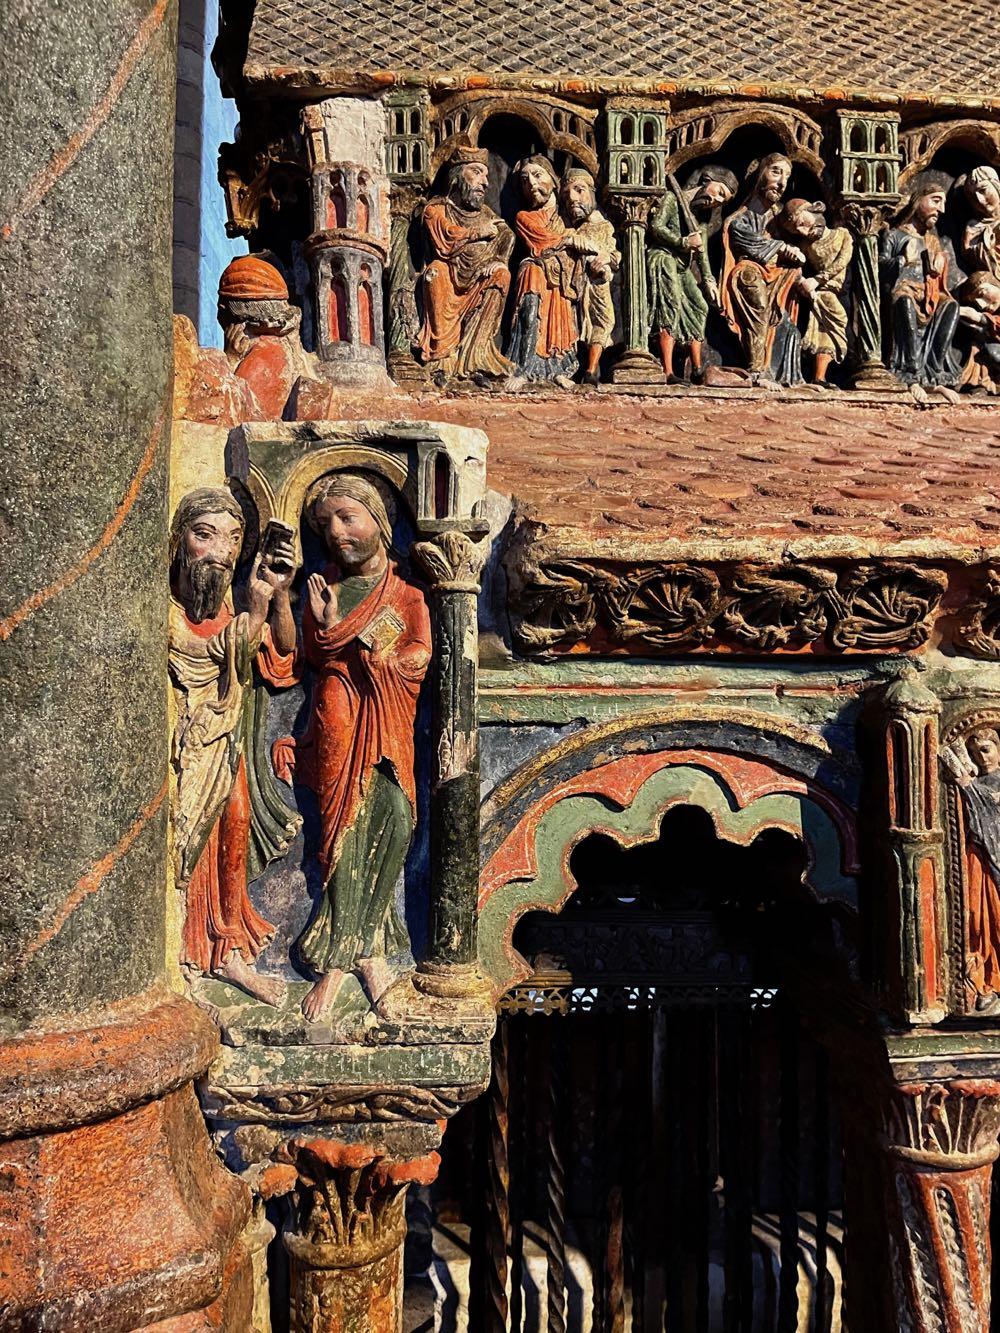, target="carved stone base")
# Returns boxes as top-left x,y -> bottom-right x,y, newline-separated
610,347 -> 664,386
851,359 -> 906,392
0,992 -> 250,1331
413,960 -> 495,1001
